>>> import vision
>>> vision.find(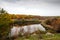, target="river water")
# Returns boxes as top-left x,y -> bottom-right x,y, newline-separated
9,24 -> 46,37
